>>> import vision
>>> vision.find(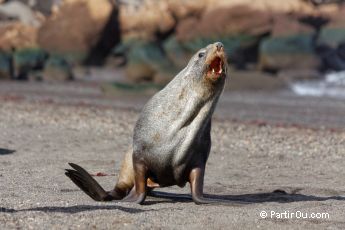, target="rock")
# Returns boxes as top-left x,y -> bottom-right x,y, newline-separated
257,12 -> 321,71
317,5 -> 345,48
16,0 -> 60,16
165,34 -> 261,70
120,0 -> 342,70
42,55 -> 73,81
125,42 -> 156,82
125,41 -> 175,83
119,0 -> 320,42
317,28 -> 345,49
172,5 -> 273,69
0,52 -> 12,79
13,48 -> 47,79
37,0 -> 113,62
119,1 -> 330,77
83,5 -> 121,66
119,0 -> 207,41
165,35 -> 263,71
259,34 -> 320,71
0,22 -> 38,51
0,1 -> 41,27
153,71 -> 173,85
313,5 -> 345,71
316,43 -> 345,71
163,36 -> 192,69
120,0 -> 175,41
205,0 -> 314,14
176,5 -> 272,42
167,0 -> 207,19
125,60 -> 155,83
174,17 -> 198,44
271,14 -> 314,37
